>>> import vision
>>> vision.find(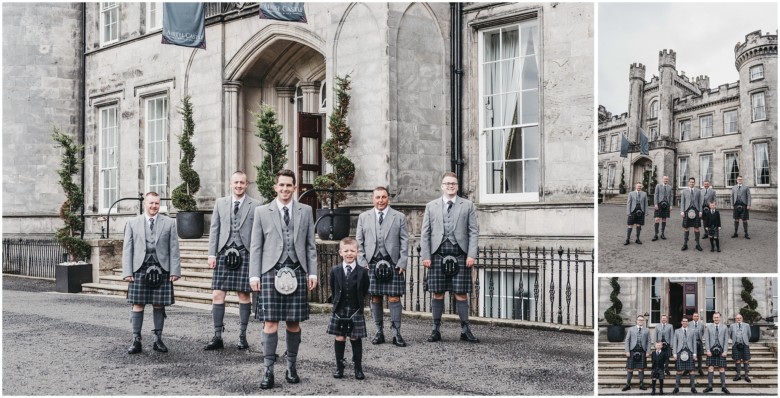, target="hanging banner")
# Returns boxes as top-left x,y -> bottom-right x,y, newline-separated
162,3 -> 206,49
259,2 -> 307,23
